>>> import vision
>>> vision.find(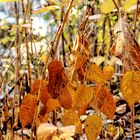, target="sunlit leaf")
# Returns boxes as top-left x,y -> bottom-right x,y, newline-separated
90,85 -> 116,119
32,5 -> 60,14
31,80 -> 51,106
58,86 -> 72,109
123,0 -> 137,11
46,98 -> 61,113
121,71 -> 140,105
74,84 -> 93,115
85,115 -> 102,140
19,94 -> 37,128
101,0 -> 115,14
84,64 -> 106,84
103,66 -> 114,81
61,109 -> 82,134
62,0 -> 84,7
